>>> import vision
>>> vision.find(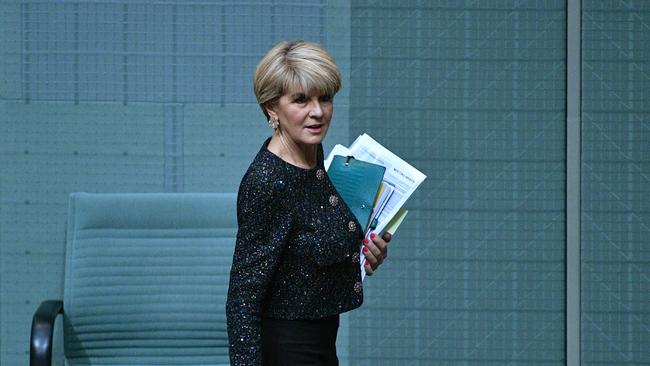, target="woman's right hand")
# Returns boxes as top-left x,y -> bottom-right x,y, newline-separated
362,232 -> 391,276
